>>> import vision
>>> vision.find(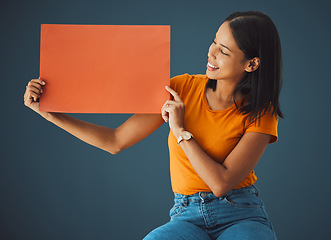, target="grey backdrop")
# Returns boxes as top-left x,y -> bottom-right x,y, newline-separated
1,0 -> 330,239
